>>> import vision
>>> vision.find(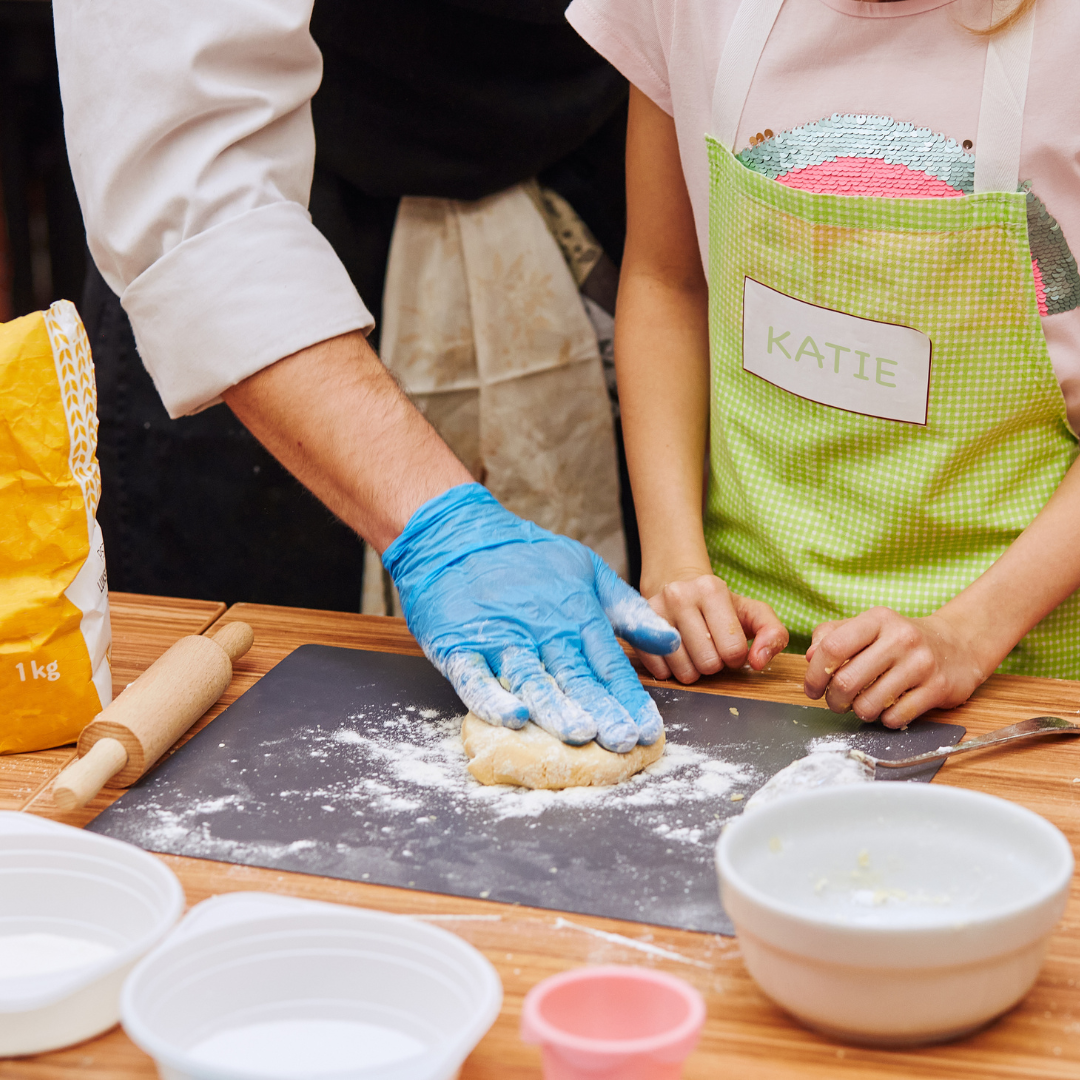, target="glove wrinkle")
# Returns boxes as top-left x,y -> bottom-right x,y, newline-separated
539,637 -> 639,753
383,483 -> 679,751
495,645 -> 597,745
442,649 -> 528,727
593,555 -> 681,656
579,617 -> 665,746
